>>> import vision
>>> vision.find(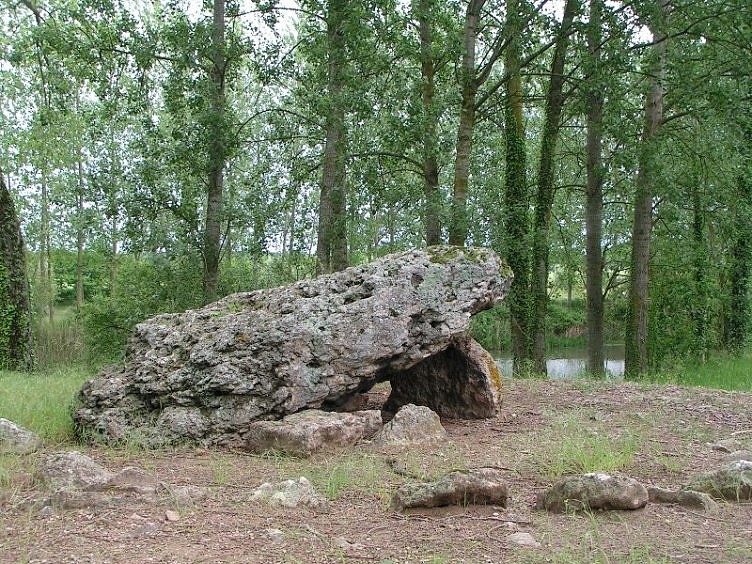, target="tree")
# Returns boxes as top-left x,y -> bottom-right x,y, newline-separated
202,0 -> 229,302
0,170 -> 34,371
501,0 -> 531,374
316,0 -> 350,273
529,0 -> 578,373
625,0 -> 670,378
584,0 -> 605,376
